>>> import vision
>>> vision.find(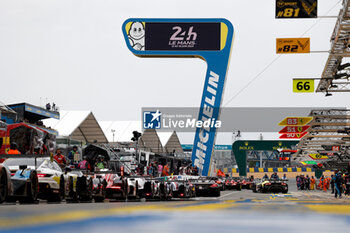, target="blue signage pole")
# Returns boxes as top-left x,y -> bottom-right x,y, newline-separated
122,18 -> 234,176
